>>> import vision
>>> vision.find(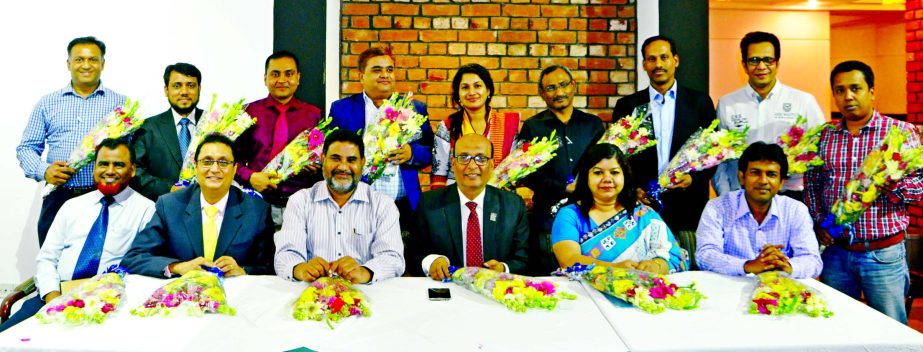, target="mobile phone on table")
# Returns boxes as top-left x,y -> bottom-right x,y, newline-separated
428,288 -> 451,301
